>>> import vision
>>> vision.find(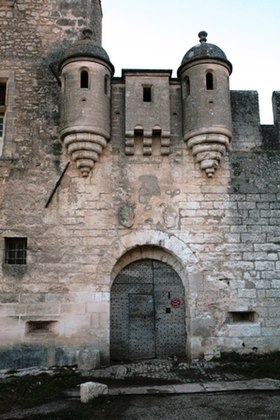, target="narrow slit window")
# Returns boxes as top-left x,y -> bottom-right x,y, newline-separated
5,237 -> 27,265
80,70 -> 89,89
206,72 -> 214,90
0,83 -> 7,106
104,74 -> 110,95
185,76 -> 190,96
143,86 -> 152,102
0,115 -> 4,139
